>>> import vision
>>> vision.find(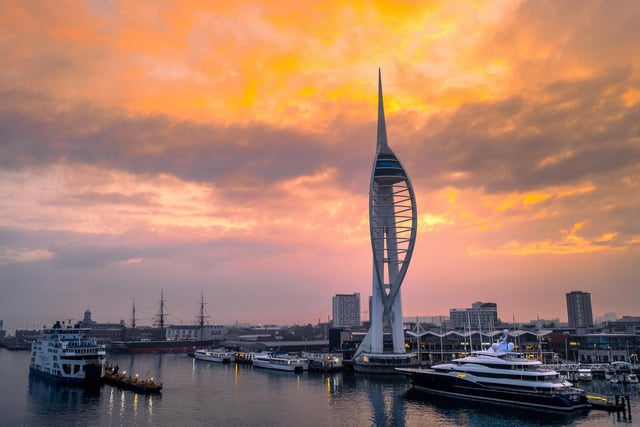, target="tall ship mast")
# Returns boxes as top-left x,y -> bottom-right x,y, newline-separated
131,298 -> 137,330
155,289 -> 168,329
198,292 -> 210,340
111,292 -> 221,354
